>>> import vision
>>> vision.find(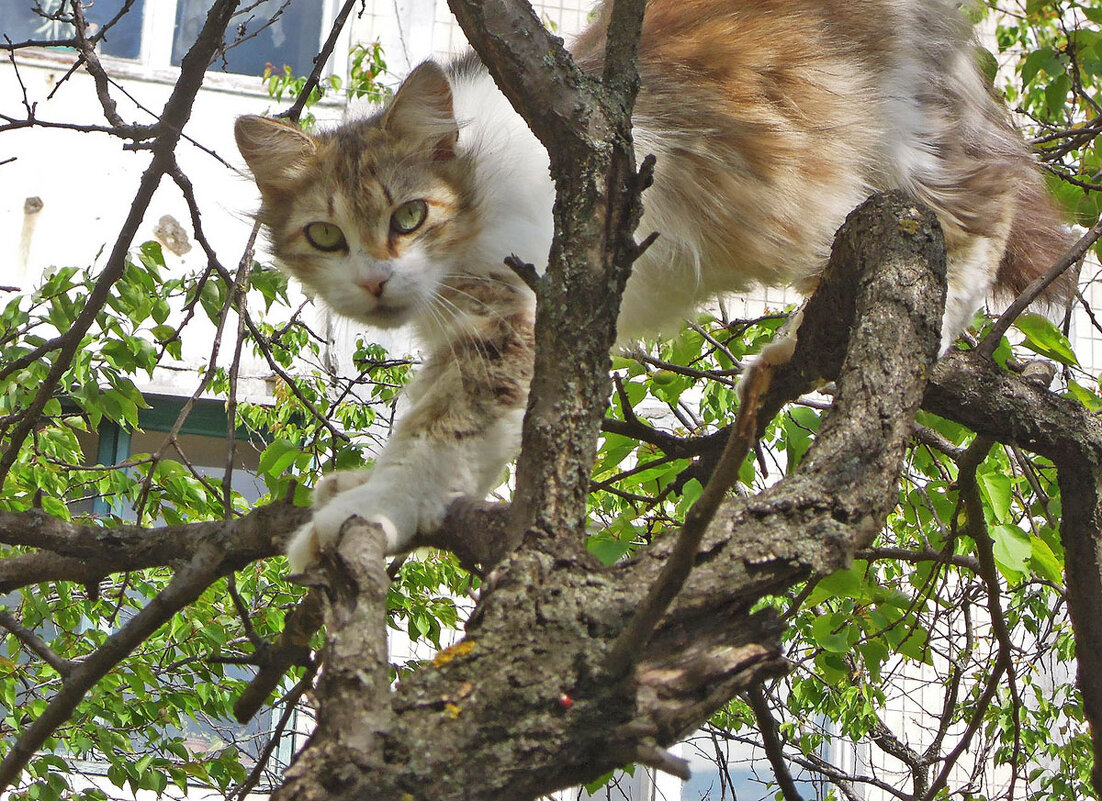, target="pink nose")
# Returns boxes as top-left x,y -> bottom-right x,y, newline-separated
356,276 -> 388,298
